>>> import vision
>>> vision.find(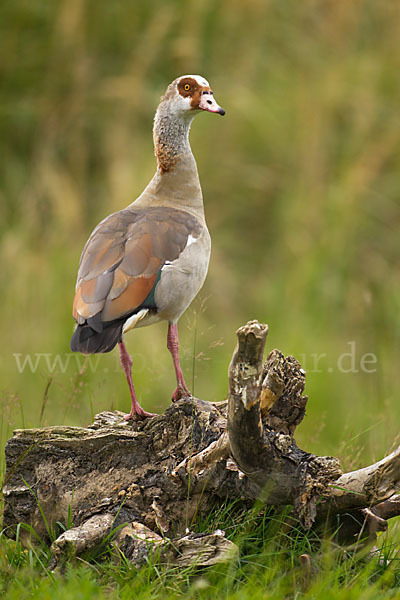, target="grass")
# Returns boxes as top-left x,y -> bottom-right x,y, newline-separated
1,503 -> 400,599
2,0 -> 400,596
